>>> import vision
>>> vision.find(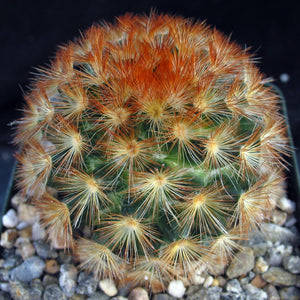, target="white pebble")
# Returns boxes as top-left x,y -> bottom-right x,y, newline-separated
168,280 -> 186,298
2,209 -> 18,228
203,276 -> 214,288
99,278 -> 118,297
16,221 -> 30,230
31,222 -> 46,241
277,197 -> 296,214
279,73 -> 290,83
